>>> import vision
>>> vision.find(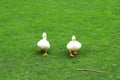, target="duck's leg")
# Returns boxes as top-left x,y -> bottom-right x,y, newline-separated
73,50 -> 78,55
38,47 -> 41,52
43,49 -> 48,56
69,49 -> 74,57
